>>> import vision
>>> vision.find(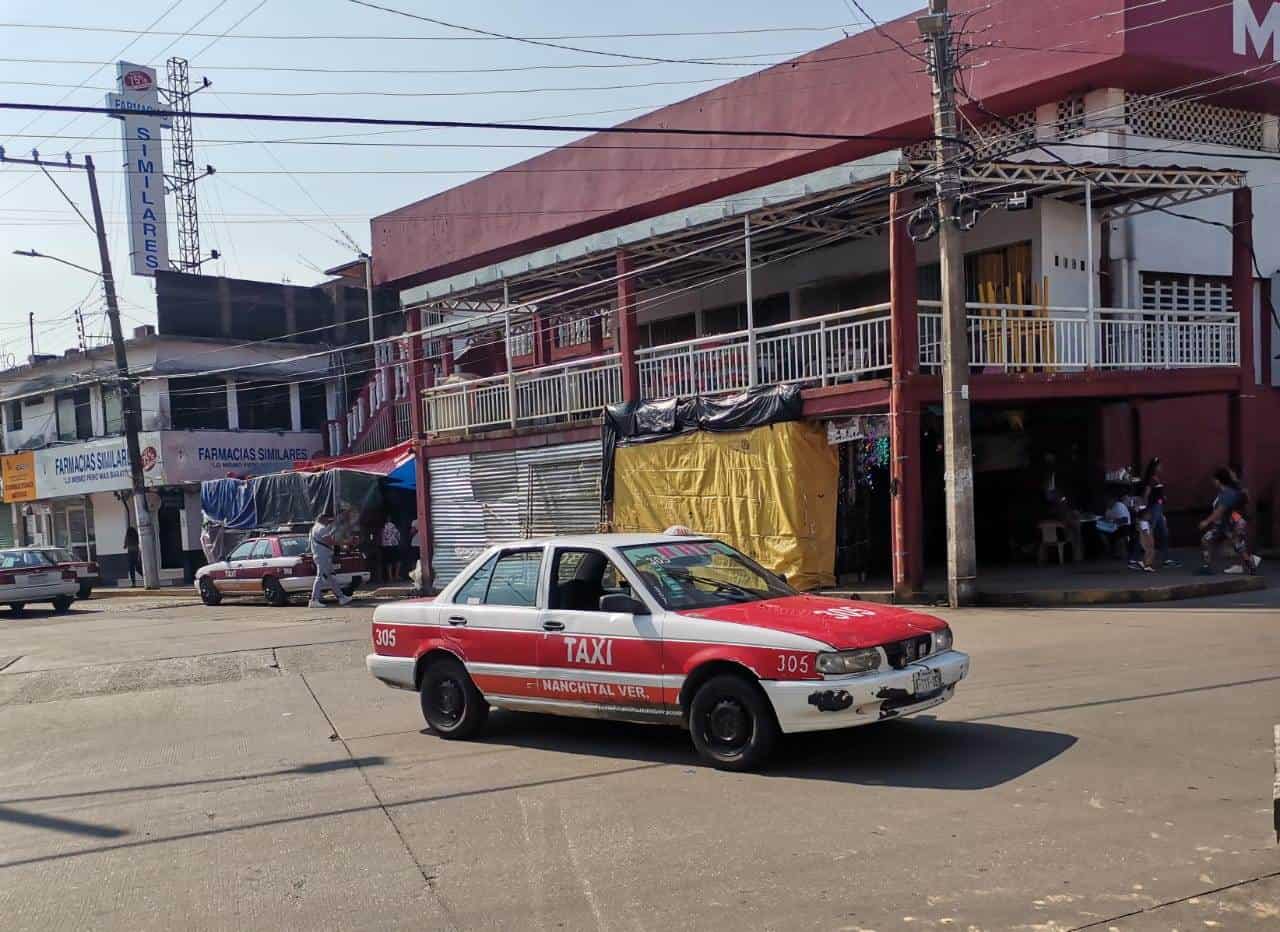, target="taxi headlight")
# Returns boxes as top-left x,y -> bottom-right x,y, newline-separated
816,648 -> 881,676
934,627 -> 954,653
